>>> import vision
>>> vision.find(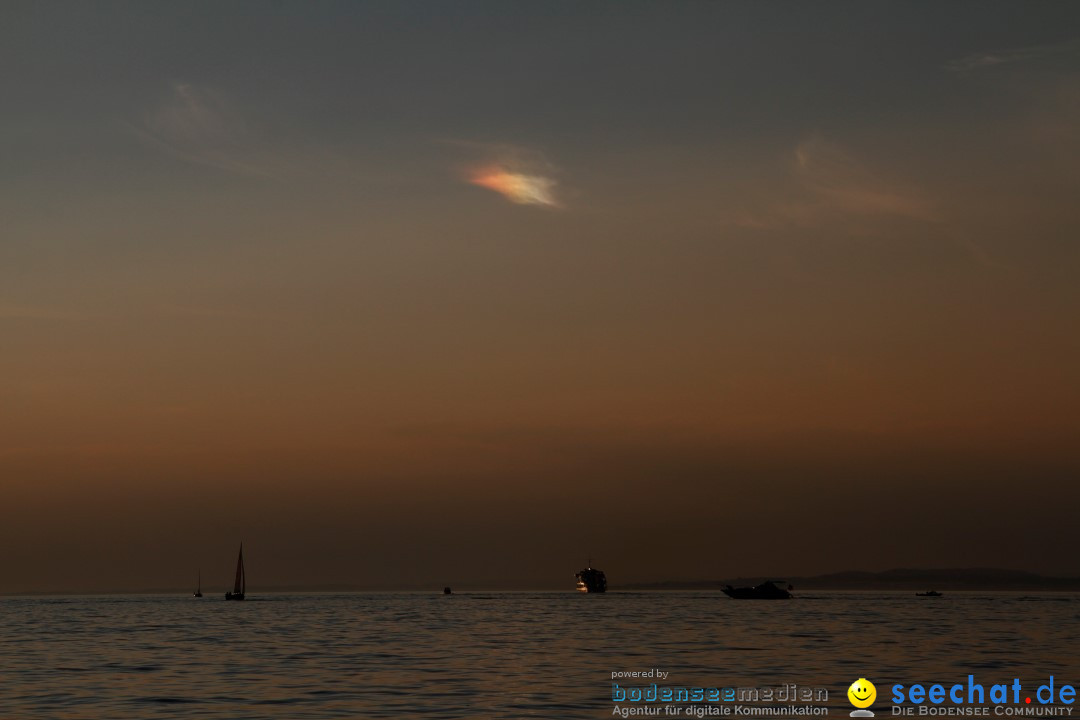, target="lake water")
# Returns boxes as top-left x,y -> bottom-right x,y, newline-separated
1,592 -> 1077,718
